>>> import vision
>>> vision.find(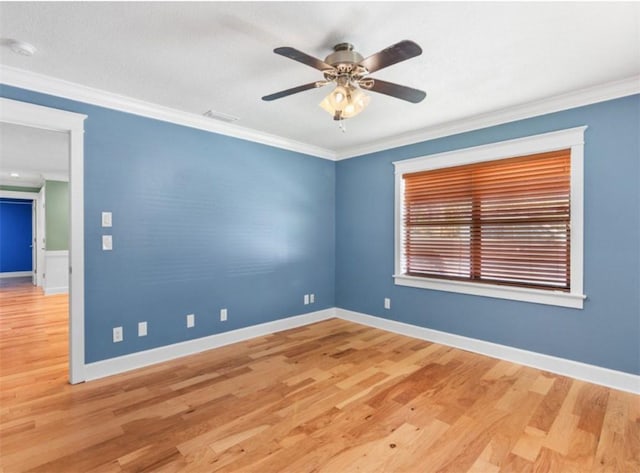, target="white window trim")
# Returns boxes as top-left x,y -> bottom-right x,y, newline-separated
393,126 -> 587,309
